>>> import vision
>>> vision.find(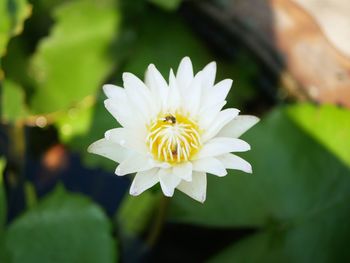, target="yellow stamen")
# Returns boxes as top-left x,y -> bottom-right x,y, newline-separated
146,112 -> 201,164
